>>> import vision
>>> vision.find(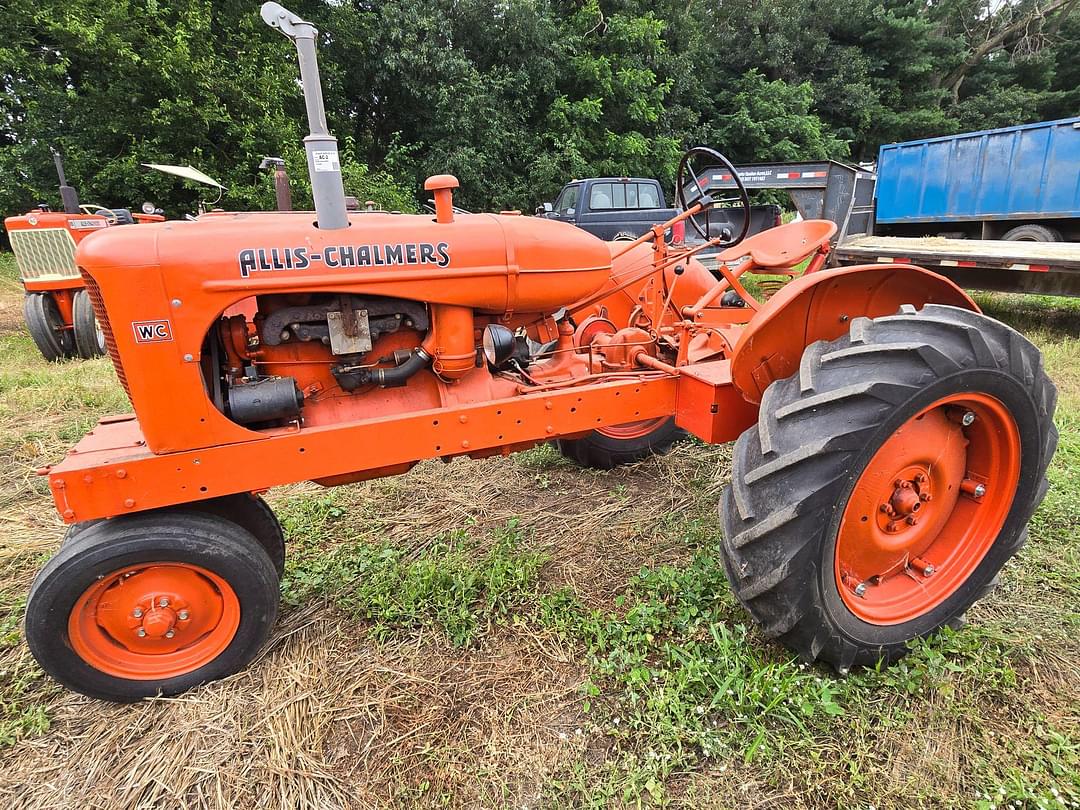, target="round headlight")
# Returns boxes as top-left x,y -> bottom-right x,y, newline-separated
482,324 -> 516,368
